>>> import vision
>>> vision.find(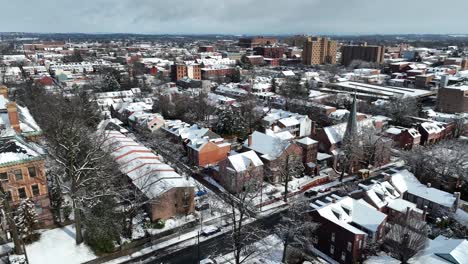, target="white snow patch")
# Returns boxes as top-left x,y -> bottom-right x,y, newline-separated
26,225 -> 96,264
